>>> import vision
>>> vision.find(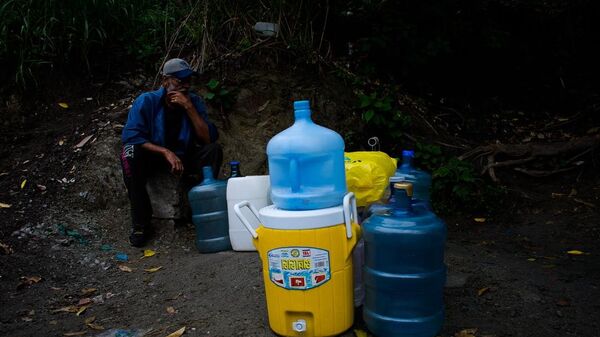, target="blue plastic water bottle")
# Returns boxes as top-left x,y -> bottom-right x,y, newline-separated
362,182 -> 446,337
394,150 -> 432,208
228,161 -> 243,178
266,100 -> 347,210
188,166 -> 232,253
